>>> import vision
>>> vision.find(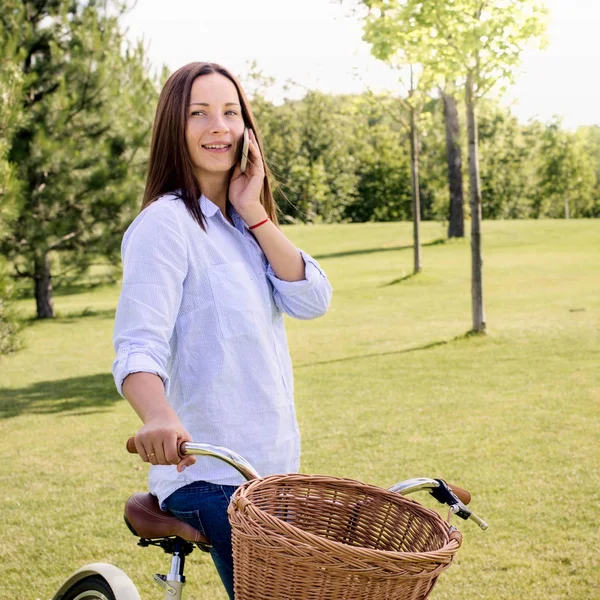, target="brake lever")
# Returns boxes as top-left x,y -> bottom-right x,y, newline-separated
431,479 -> 488,530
